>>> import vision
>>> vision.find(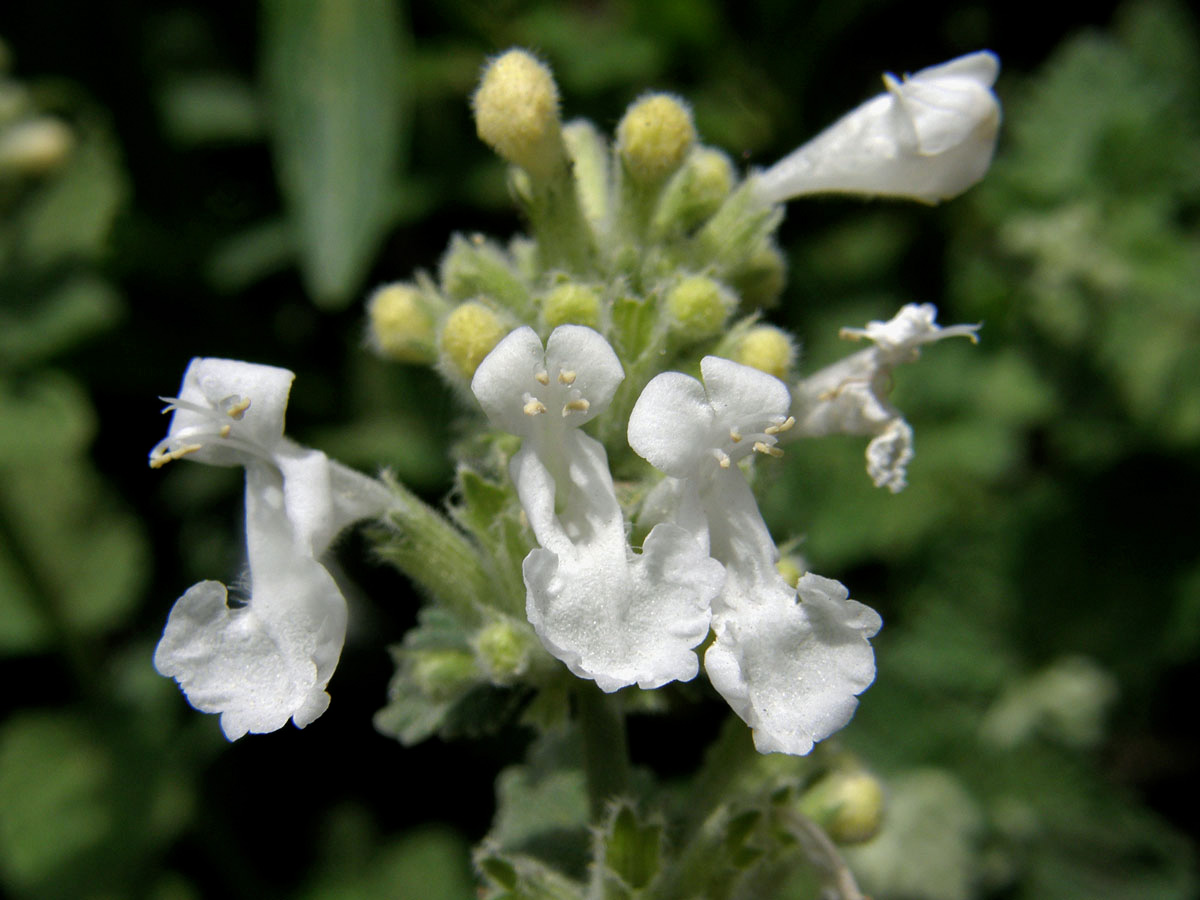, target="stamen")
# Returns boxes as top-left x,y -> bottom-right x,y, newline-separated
558,370 -> 577,385
729,428 -> 742,443
524,398 -> 548,416
715,449 -> 731,469
149,443 -> 203,469
764,416 -> 795,435
562,398 -> 590,417
219,424 -> 232,438
753,441 -> 784,458
535,370 -> 550,385
222,396 -> 251,419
